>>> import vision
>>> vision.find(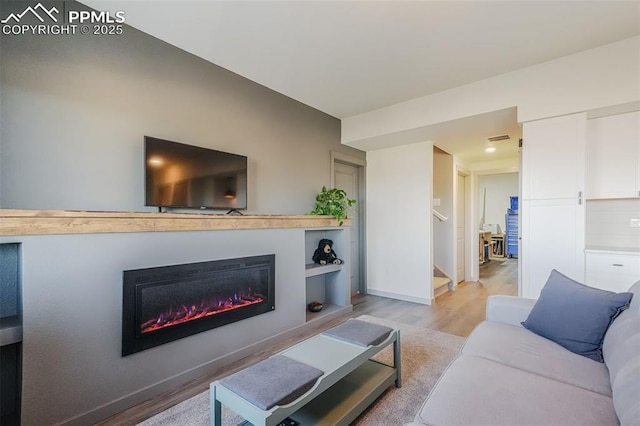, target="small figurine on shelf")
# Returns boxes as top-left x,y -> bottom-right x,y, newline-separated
312,238 -> 343,265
